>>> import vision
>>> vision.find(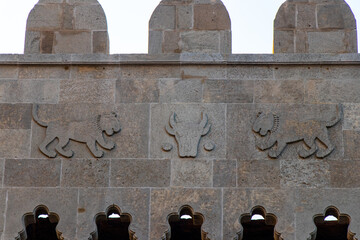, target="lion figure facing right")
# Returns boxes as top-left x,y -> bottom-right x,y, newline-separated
252,105 -> 343,159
